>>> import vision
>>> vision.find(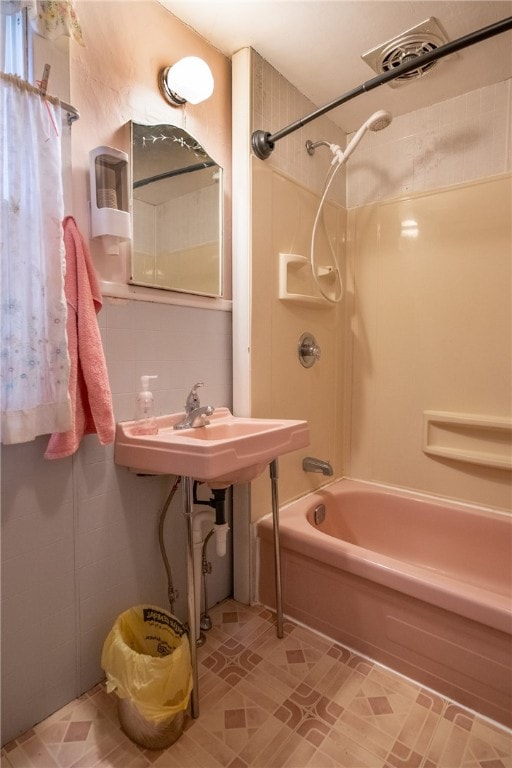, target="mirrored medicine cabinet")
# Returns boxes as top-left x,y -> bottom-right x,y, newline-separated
129,122 -> 223,297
